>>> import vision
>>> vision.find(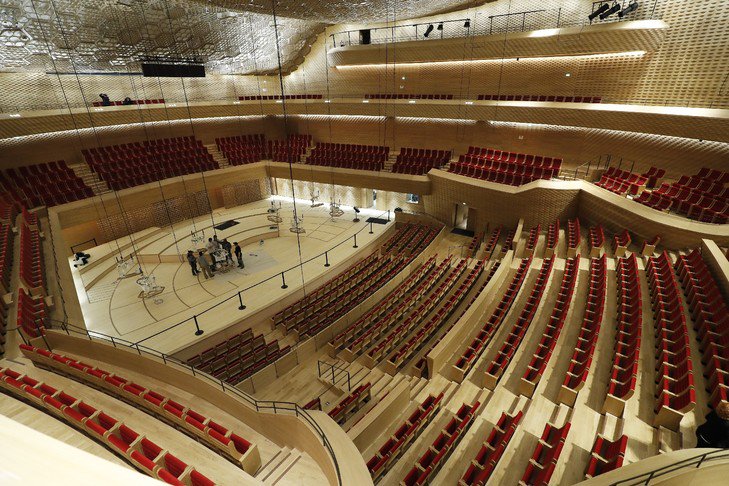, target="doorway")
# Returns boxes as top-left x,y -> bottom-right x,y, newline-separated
453,203 -> 469,230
